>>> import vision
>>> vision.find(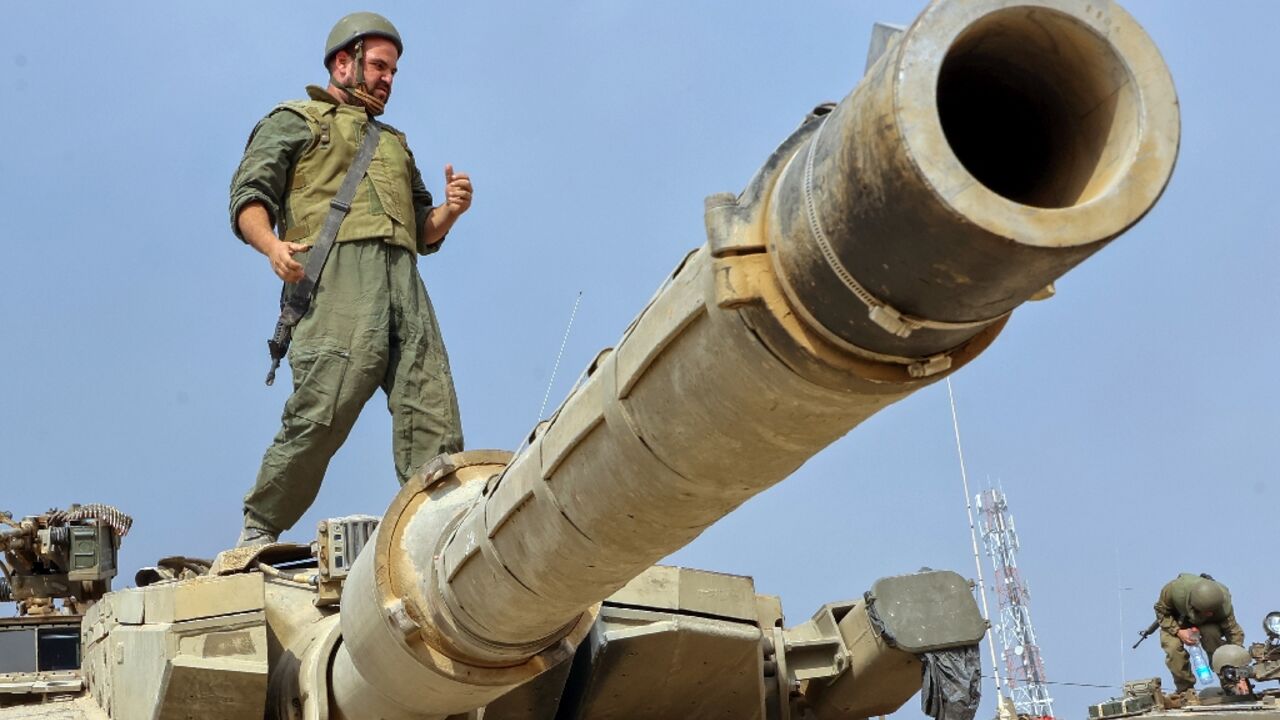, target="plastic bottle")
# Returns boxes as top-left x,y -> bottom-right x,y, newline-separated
1186,630 -> 1214,686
